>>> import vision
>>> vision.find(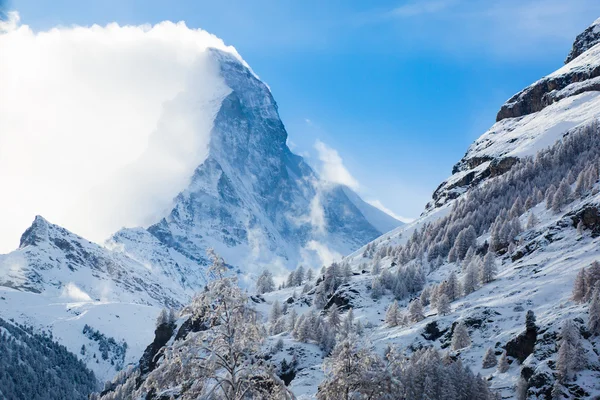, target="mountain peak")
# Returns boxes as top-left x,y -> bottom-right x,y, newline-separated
19,215 -> 50,248
565,17 -> 600,64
